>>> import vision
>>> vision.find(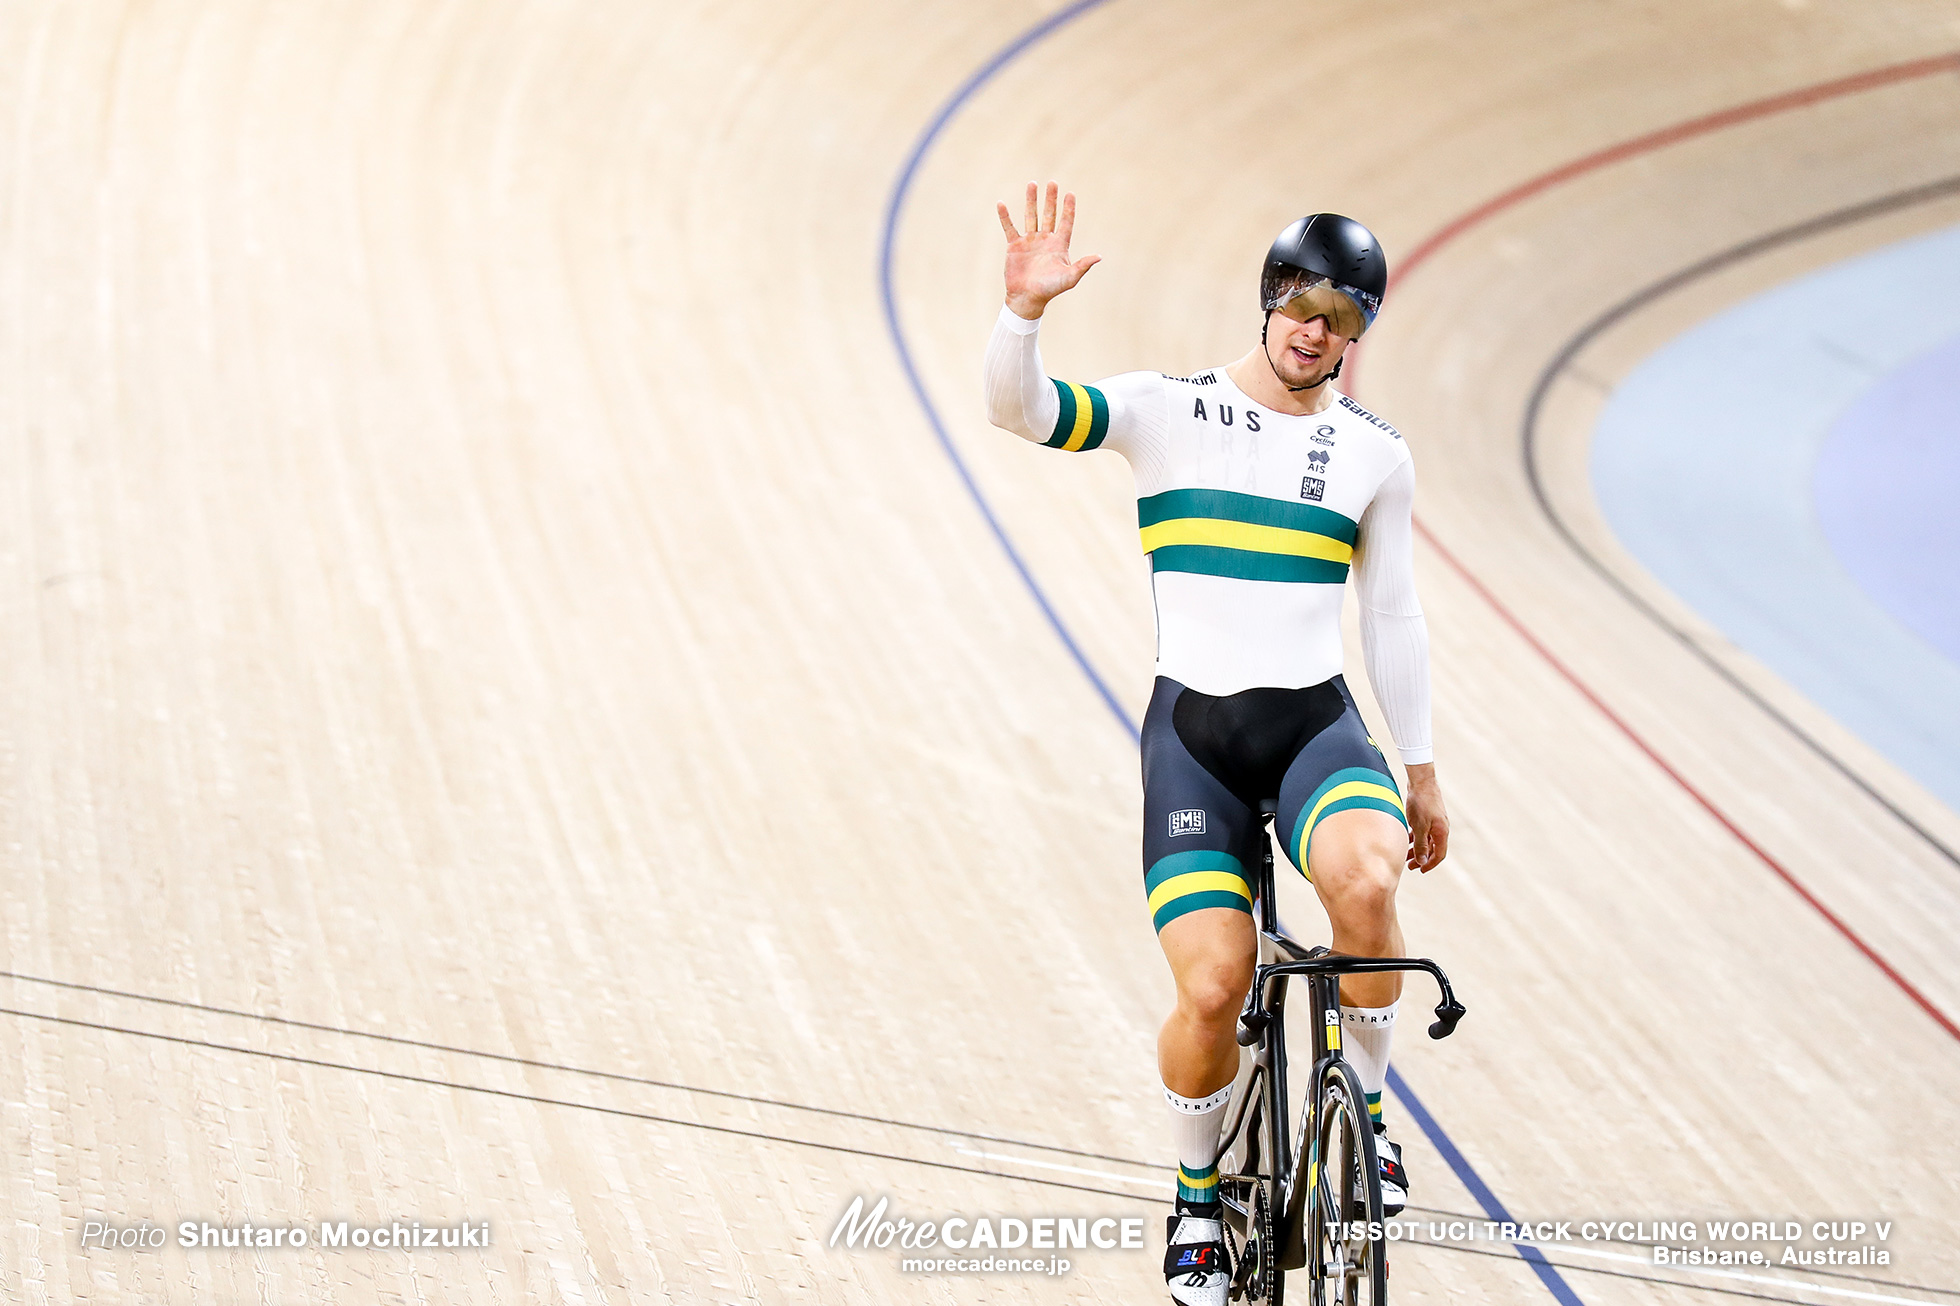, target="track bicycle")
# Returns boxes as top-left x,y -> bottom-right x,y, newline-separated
1214,800 -> 1466,1305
